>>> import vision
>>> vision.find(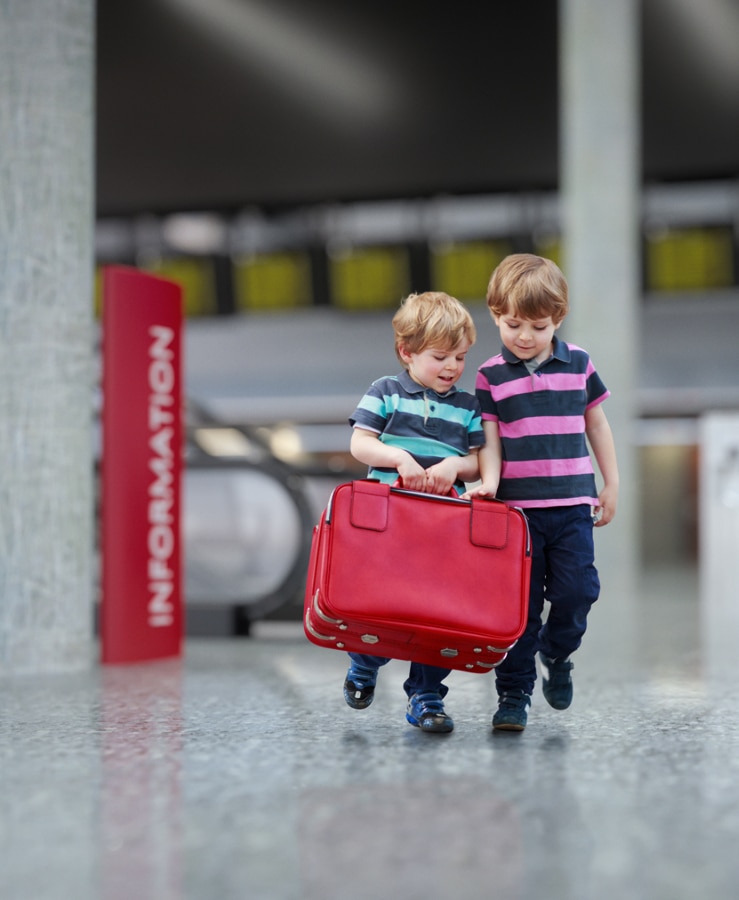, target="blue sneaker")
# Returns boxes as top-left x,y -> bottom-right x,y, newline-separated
492,691 -> 531,731
405,691 -> 454,733
343,662 -> 378,709
539,653 -> 574,709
